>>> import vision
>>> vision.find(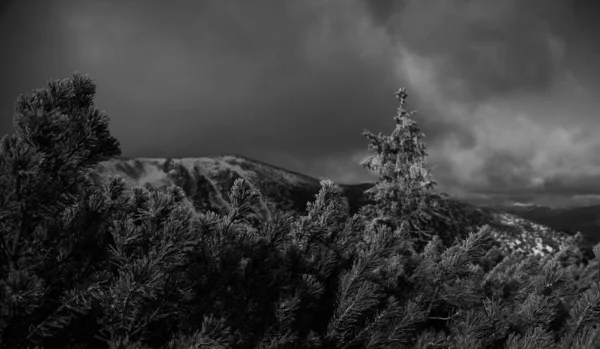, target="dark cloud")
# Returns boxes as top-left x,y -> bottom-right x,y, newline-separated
0,0 -> 15,20
2,0 -> 600,207
367,0 -> 569,102
361,0 -> 404,24
360,0 -> 600,206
